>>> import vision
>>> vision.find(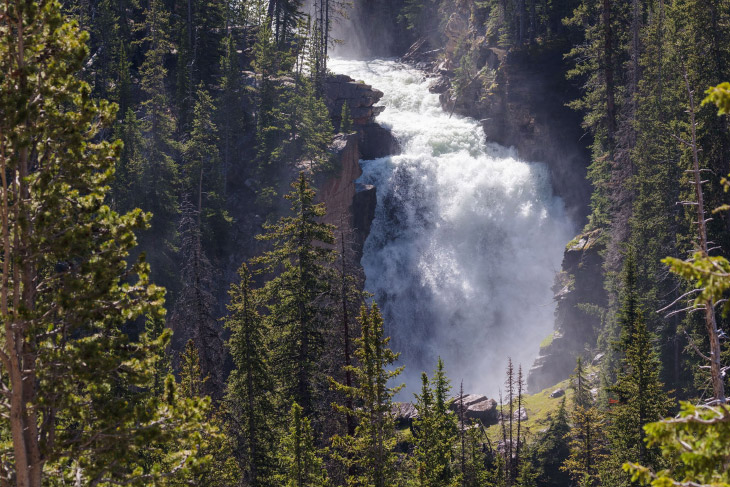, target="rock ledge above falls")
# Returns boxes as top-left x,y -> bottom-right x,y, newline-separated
315,73 -> 401,260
